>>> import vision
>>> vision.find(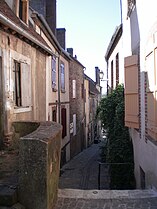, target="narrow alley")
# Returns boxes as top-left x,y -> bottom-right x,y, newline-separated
59,143 -> 109,190
55,143 -> 157,209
